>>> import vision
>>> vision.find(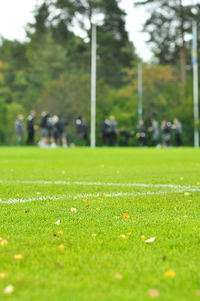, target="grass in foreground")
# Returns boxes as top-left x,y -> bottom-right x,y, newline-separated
0,147 -> 200,301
